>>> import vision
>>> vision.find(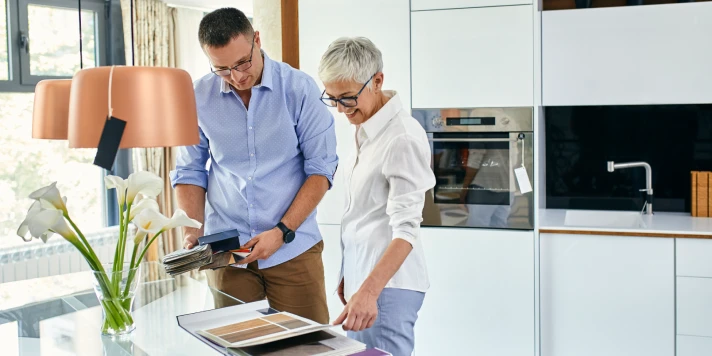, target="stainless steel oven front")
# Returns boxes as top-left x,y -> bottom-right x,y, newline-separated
413,107 -> 534,230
